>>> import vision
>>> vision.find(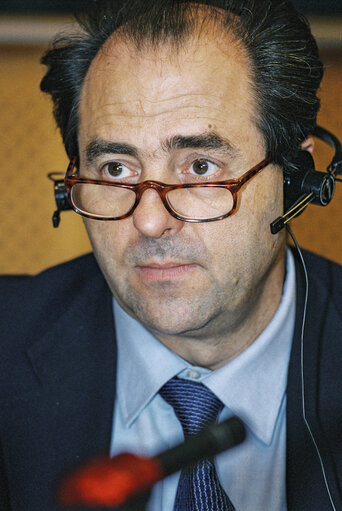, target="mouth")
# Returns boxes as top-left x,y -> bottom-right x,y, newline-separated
135,261 -> 198,282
